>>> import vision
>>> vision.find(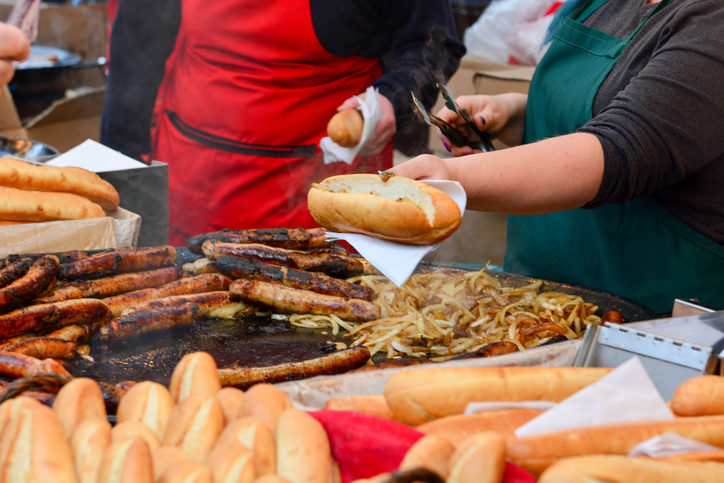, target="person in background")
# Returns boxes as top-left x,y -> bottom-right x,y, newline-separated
0,22 -> 30,86
391,0 -> 724,314
101,0 -> 465,246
